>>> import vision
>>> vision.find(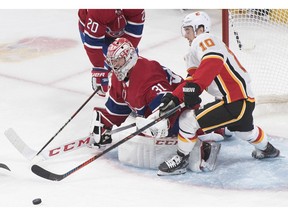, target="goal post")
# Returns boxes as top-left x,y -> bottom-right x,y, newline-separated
222,9 -> 288,105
